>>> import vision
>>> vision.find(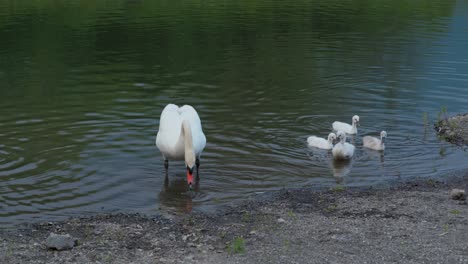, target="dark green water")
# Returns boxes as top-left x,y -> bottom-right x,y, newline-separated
0,0 -> 467,226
